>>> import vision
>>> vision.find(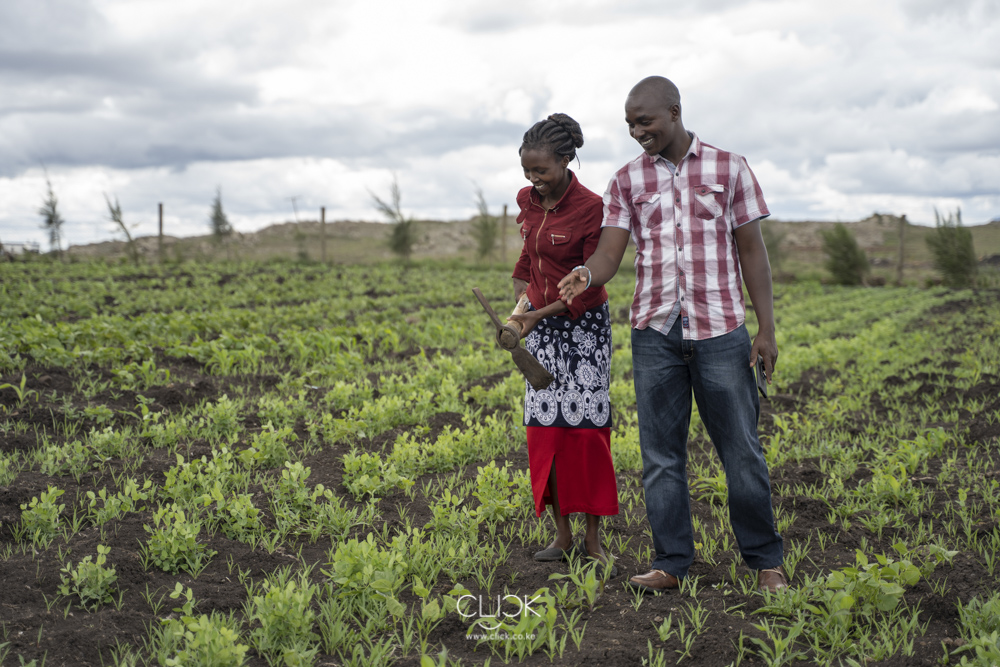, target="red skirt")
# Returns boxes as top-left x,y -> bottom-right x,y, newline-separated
527,426 -> 619,517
